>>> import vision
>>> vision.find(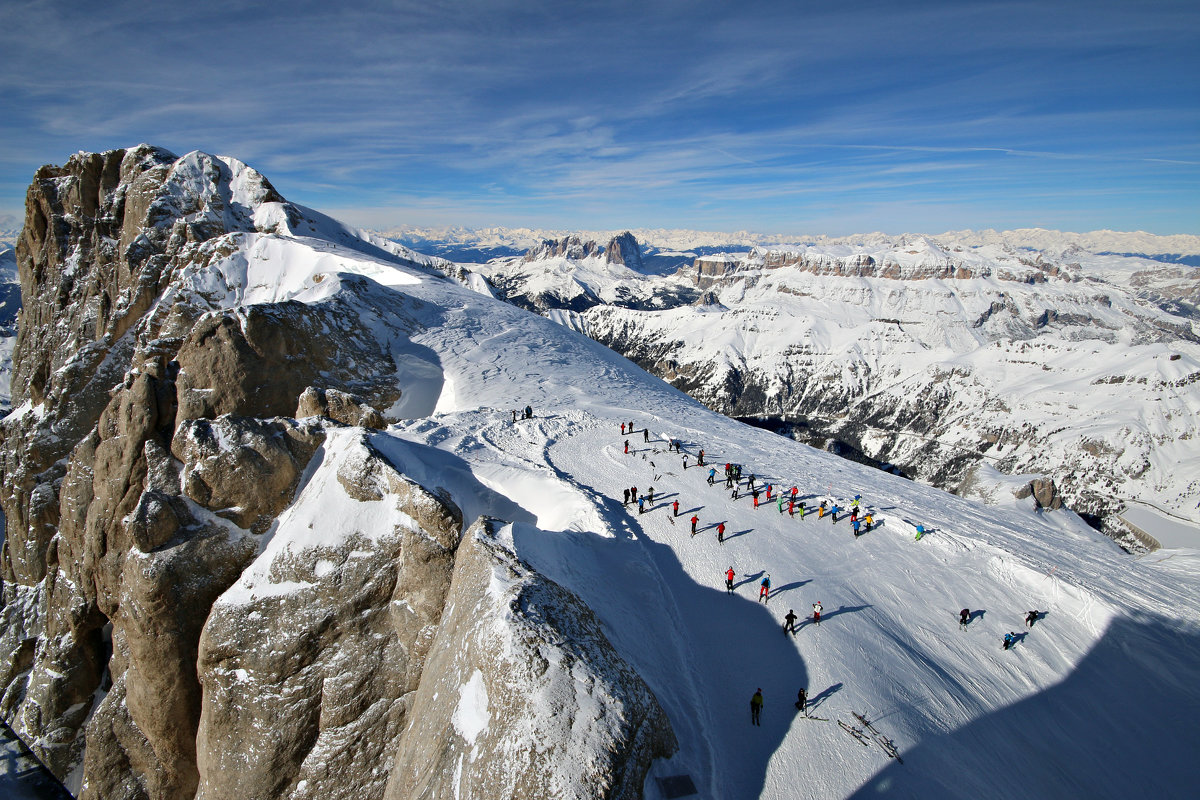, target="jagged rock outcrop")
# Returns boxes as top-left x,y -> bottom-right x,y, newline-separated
605,232 -> 643,270
1,146 -> 677,800
522,235 -> 601,263
192,432 -> 461,800
295,386 -> 385,429
386,519 -> 676,800
1015,478 -> 1065,511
